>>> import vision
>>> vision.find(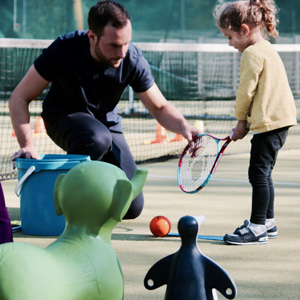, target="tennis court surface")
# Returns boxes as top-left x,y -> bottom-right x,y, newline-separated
3,148 -> 300,300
